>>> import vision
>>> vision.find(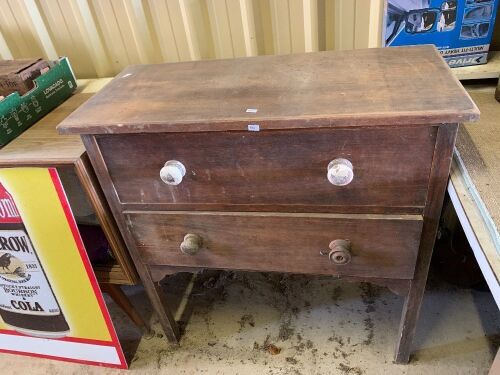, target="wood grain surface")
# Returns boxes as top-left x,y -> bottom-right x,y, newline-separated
82,134 -> 181,342
395,123 -> 458,363
0,78 -> 109,166
57,46 -> 479,135
125,211 -> 423,280
455,86 -> 500,241
0,78 -> 138,285
97,126 -> 436,211
0,93 -> 89,166
73,47 -> 474,361
74,154 -> 138,284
